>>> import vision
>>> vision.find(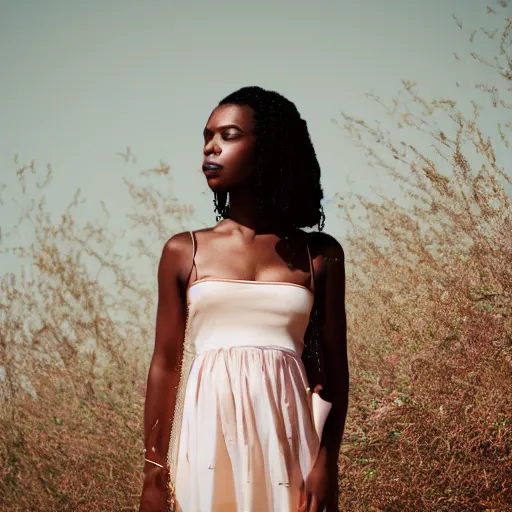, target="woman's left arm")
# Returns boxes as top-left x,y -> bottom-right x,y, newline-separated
304,234 -> 348,512
318,236 -> 349,470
